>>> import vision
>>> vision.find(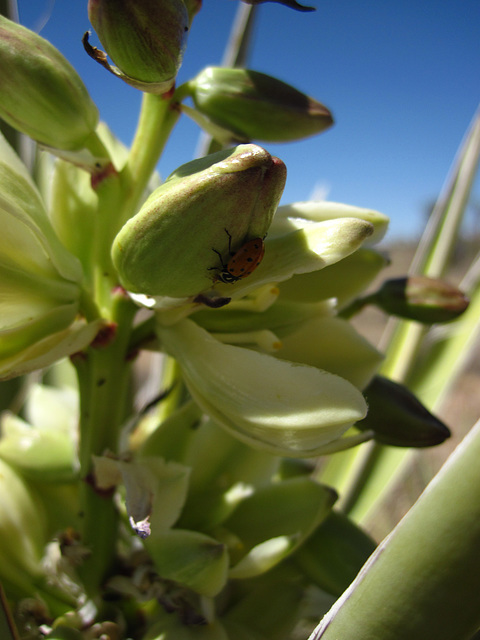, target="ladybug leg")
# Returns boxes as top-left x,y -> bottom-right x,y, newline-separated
224,228 -> 234,256
212,247 -> 225,266
208,247 -> 227,273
